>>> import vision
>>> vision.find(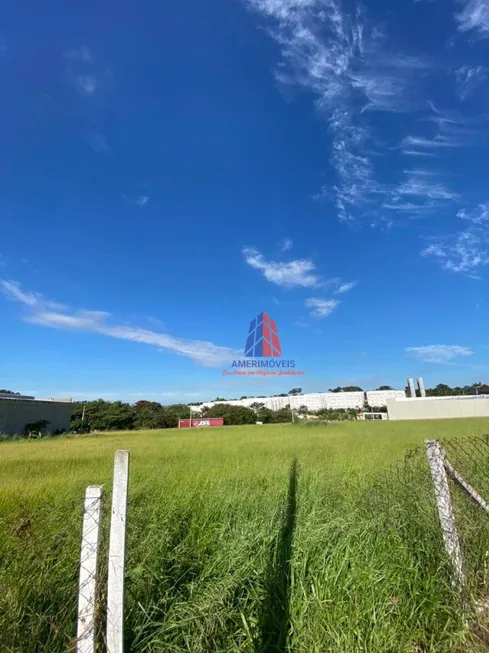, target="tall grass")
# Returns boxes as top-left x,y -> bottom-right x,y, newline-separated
1,419 -> 489,651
